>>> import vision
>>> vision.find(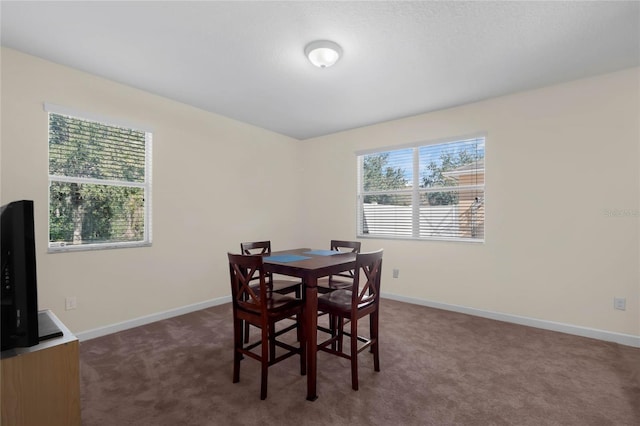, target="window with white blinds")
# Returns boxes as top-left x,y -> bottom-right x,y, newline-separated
46,105 -> 152,251
357,136 -> 485,242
